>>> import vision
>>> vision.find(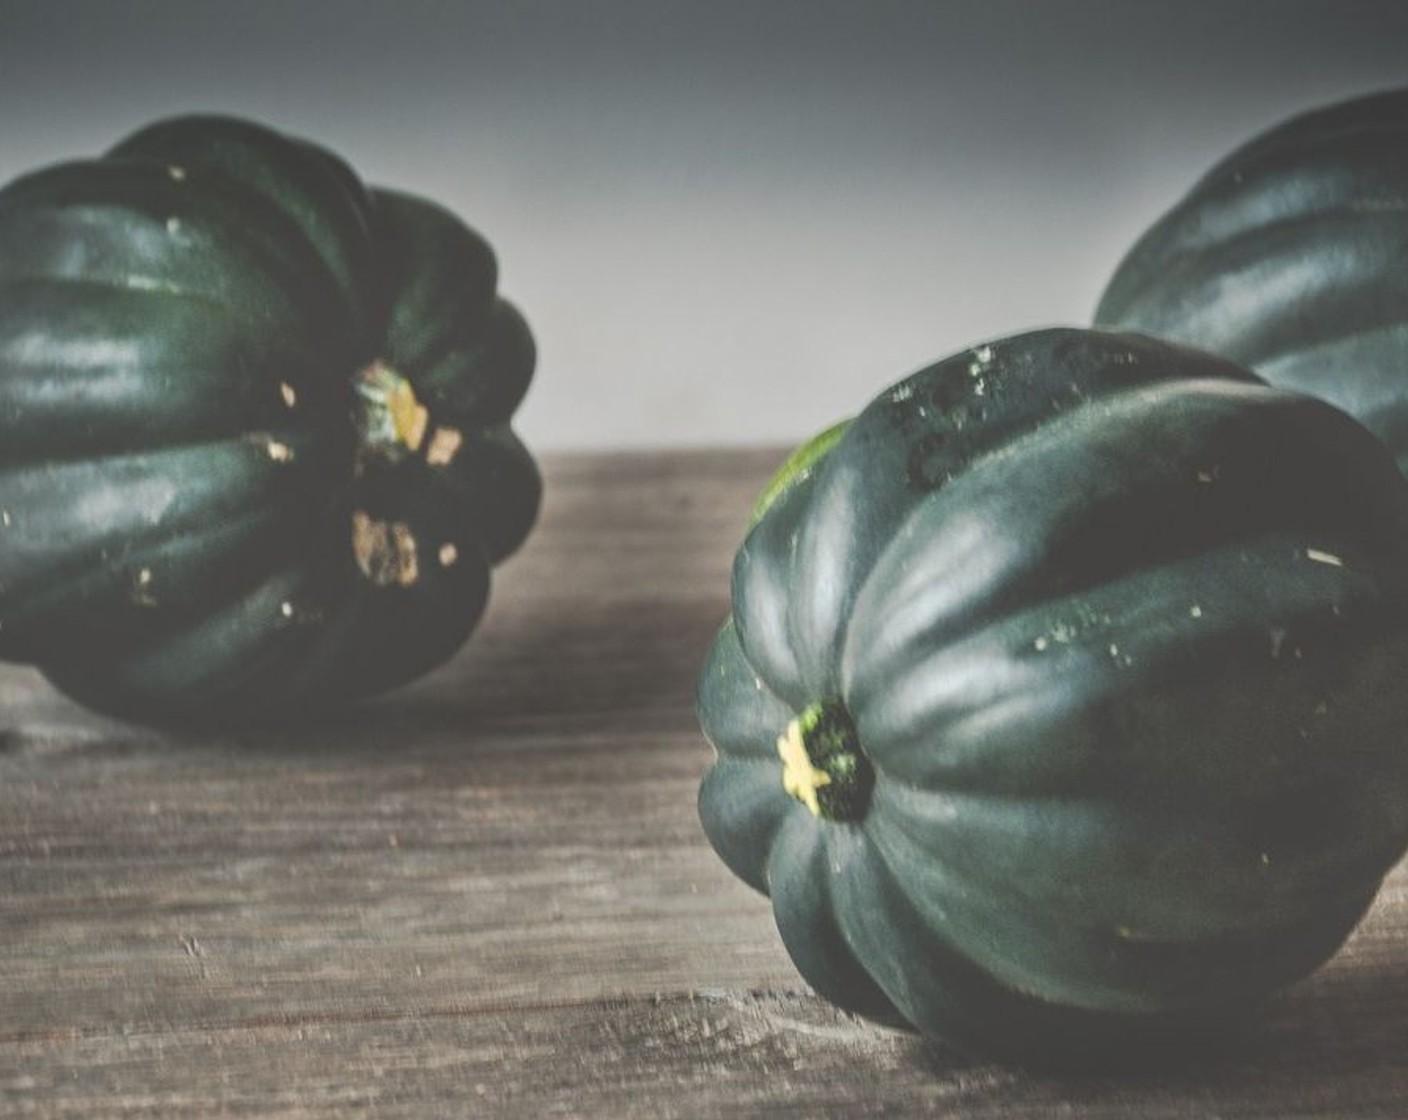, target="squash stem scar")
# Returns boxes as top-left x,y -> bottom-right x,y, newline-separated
778,701 -> 874,822
352,509 -> 421,587
356,360 -> 429,460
